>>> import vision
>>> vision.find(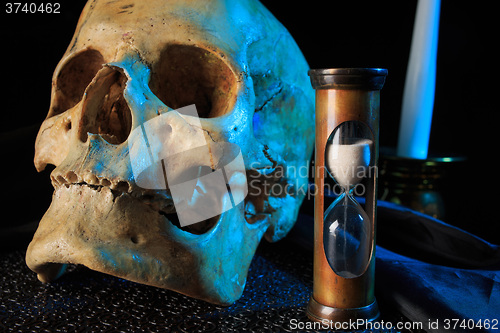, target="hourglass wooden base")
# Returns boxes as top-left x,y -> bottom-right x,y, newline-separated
307,296 -> 380,325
